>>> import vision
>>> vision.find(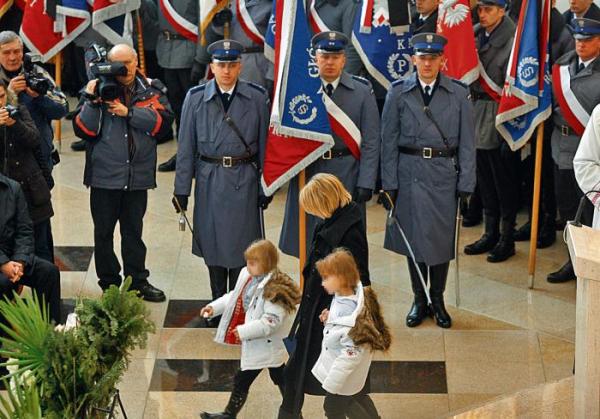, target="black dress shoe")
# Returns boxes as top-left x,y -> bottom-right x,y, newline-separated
200,413 -> 234,419
547,261 -> 575,283
130,281 -> 166,302
71,139 -> 87,152
431,298 -> 451,328
464,233 -> 499,255
462,215 -> 482,228
513,222 -> 531,242
406,300 -> 430,327
537,228 -> 556,249
487,238 -> 515,263
158,155 -> 177,172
